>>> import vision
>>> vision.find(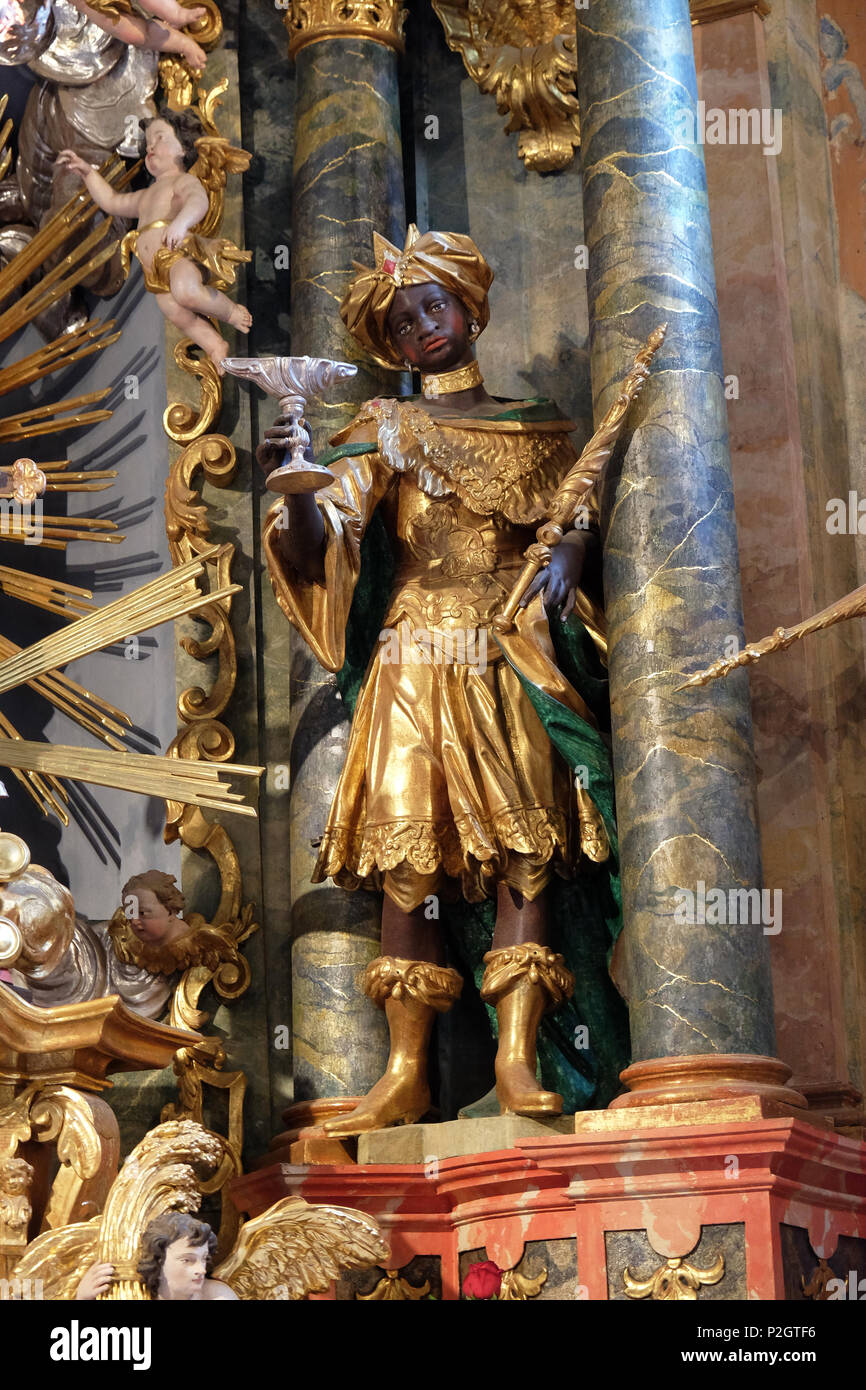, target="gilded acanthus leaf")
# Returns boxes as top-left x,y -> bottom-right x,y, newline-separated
498,1264 -> 547,1300
623,1253 -> 726,1301
431,0 -> 580,171
190,136 -> 251,240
